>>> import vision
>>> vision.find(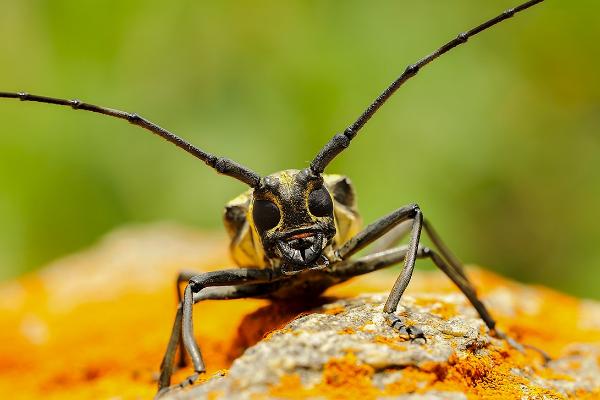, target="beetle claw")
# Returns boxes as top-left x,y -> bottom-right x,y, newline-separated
154,372 -> 202,399
385,312 -> 427,343
179,372 -> 200,388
